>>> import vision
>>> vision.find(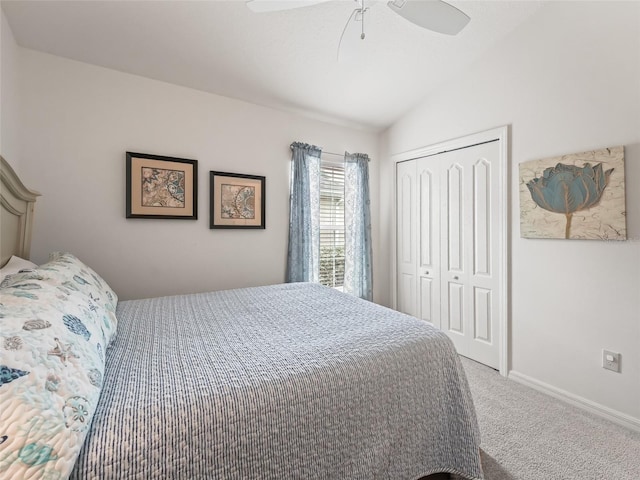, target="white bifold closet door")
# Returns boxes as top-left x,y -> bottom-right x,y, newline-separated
396,159 -> 419,317
396,140 -> 501,369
